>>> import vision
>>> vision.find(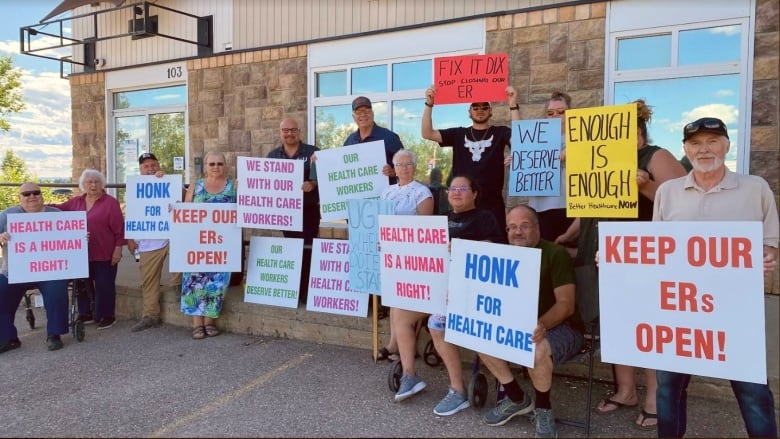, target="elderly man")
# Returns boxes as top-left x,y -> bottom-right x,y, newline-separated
0,183 -> 69,352
127,152 -> 168,332
343,96 -> 404,185
653,117 -> 778,438
477,204 -> 584,438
